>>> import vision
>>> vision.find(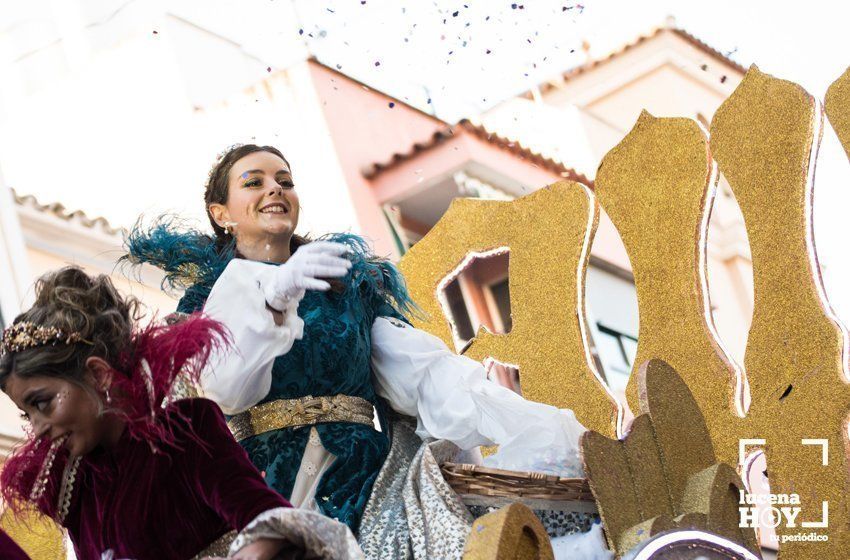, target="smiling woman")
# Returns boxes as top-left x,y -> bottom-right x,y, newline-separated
125,143 -> 596,559
0,266 -> 361,560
